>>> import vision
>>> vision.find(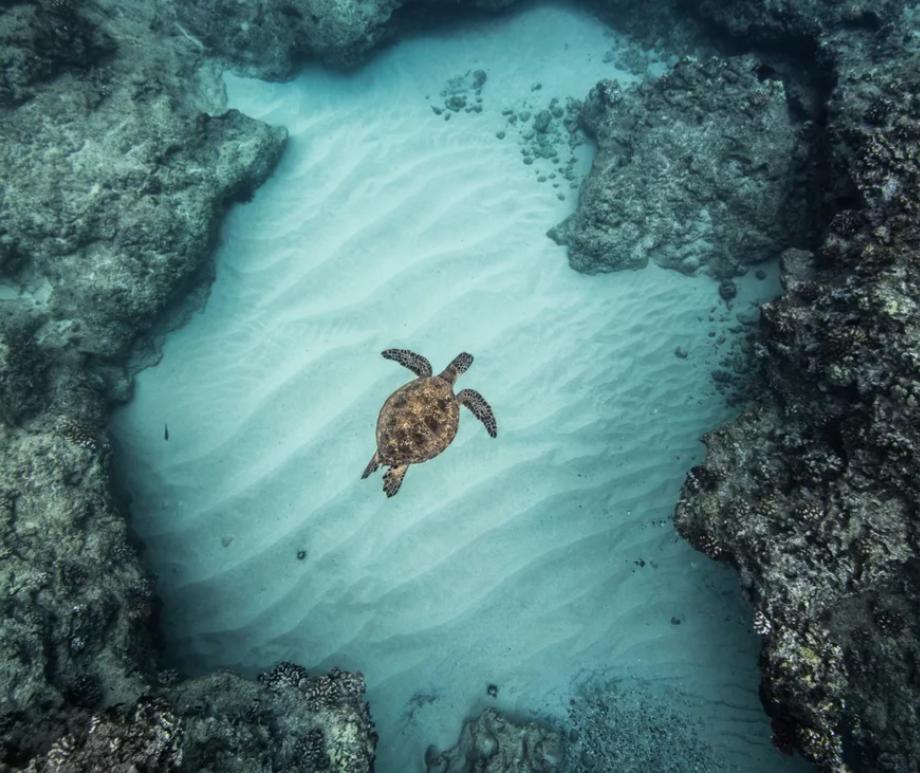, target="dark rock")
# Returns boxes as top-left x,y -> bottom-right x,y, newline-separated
1,89 -> 286,360
426,708 -> 562,773
171,670 -> 375,772
0,316 -> 48,425
718,279 -> 738,301
175,0 -> 401,77
27,669 -> 376,773
675,8 -> 920,769
0,2 -> 114,107
23,698 -> 183,773
0,0 -> 374,768
553,56 -> 807,276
